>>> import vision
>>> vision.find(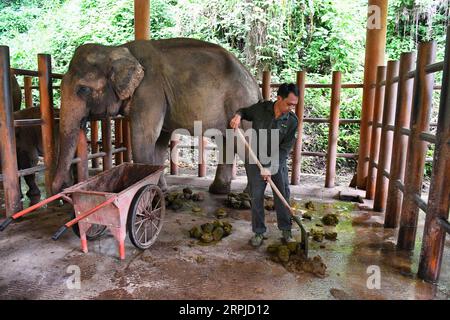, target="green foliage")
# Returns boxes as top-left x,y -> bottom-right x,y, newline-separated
0,0 -> 448,176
